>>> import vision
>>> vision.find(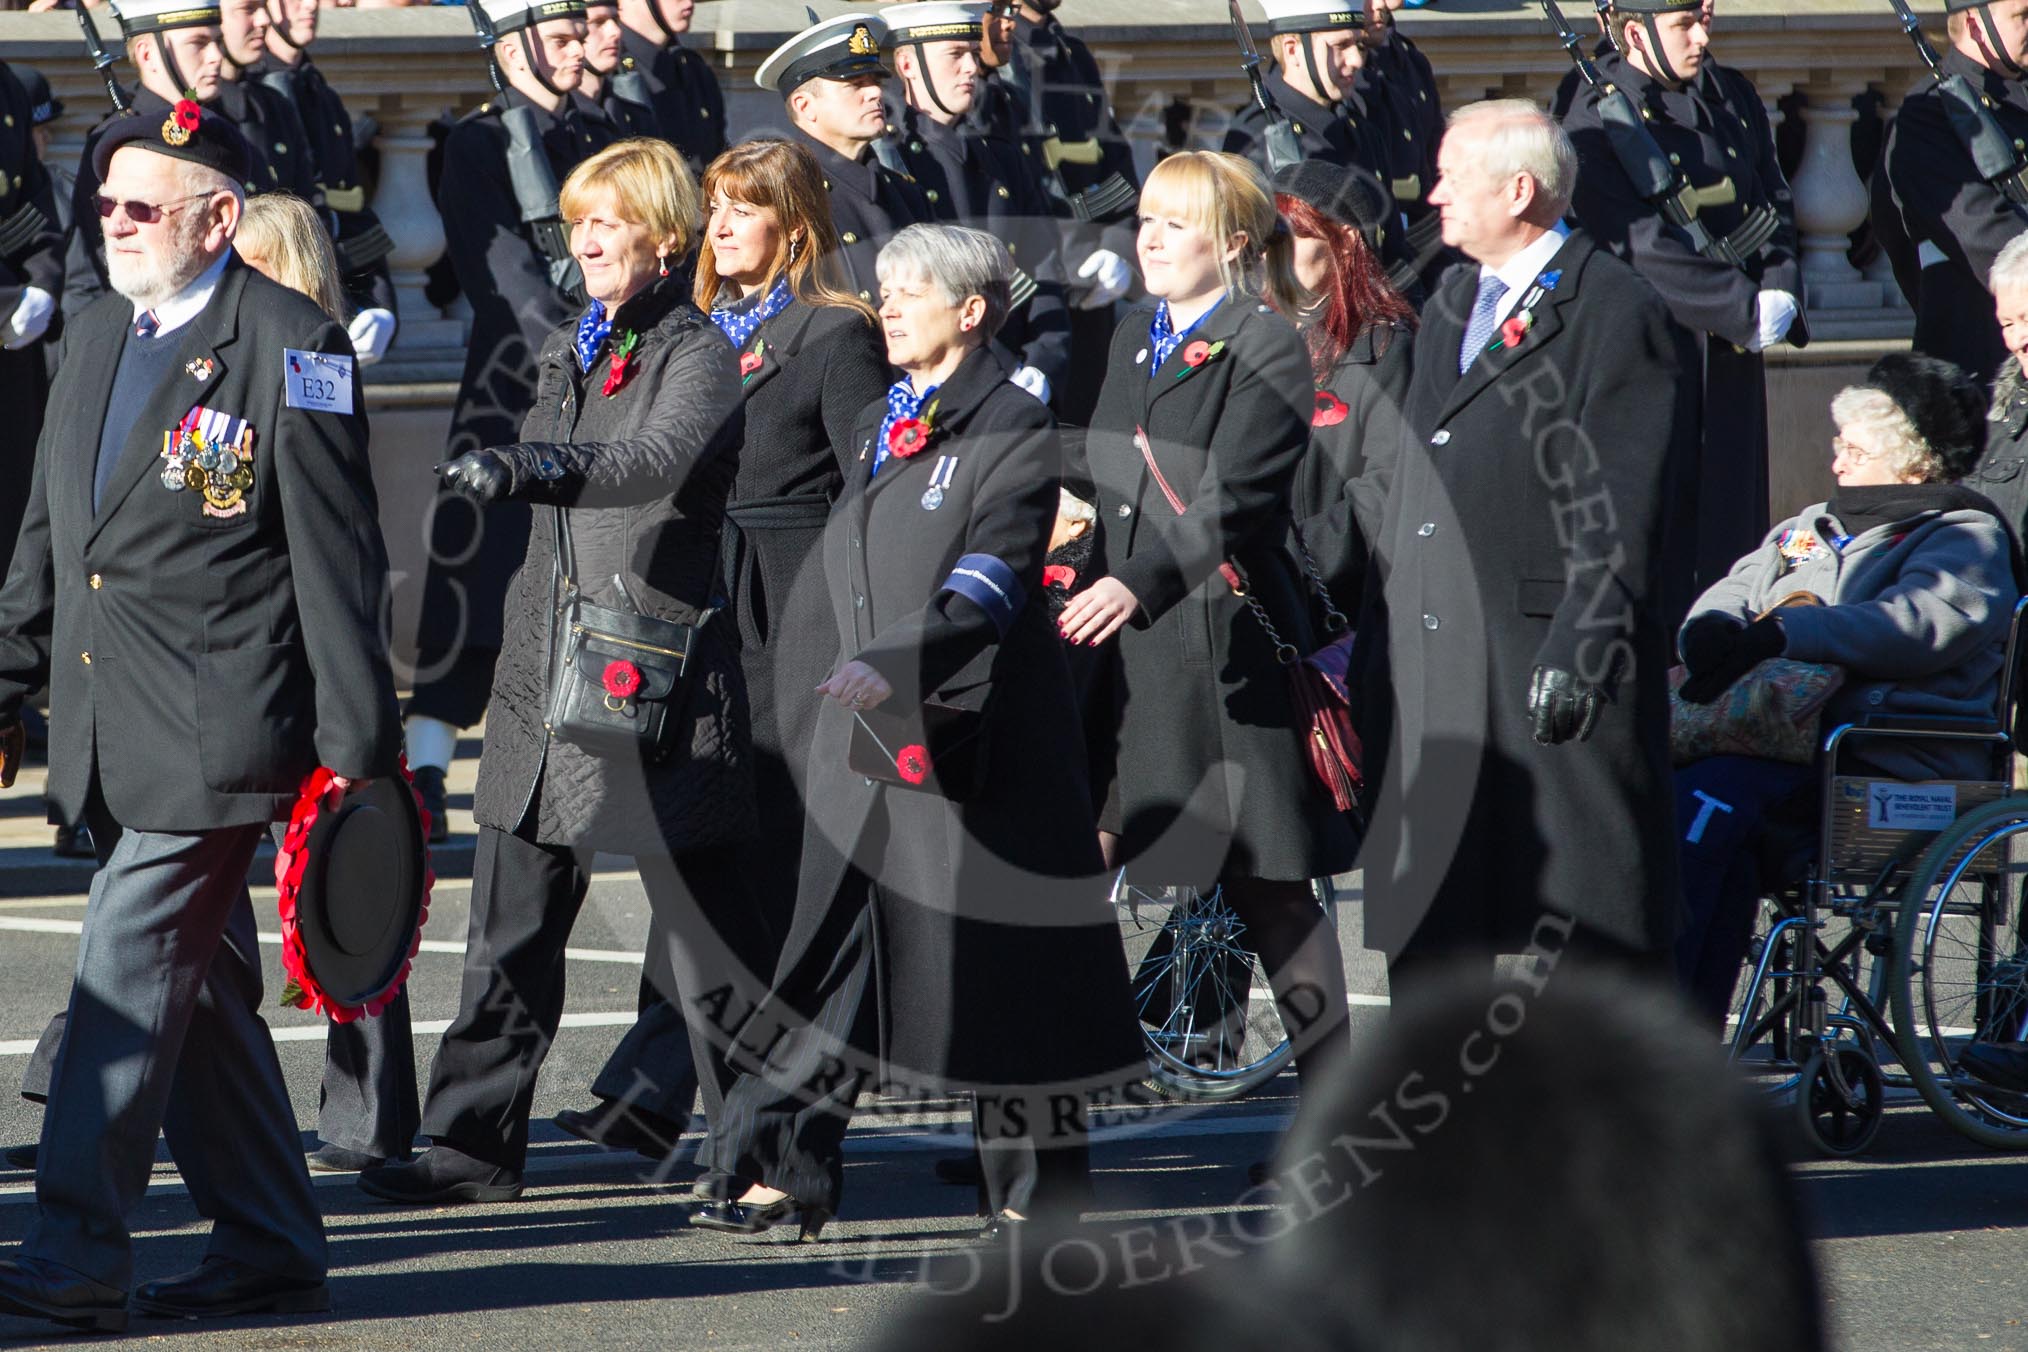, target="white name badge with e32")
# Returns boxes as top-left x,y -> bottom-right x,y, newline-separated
283,349 -> 356,415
